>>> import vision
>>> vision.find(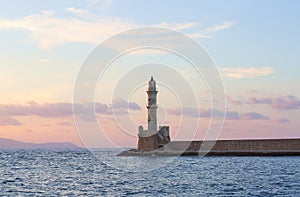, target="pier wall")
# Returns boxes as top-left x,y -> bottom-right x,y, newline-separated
165,139 -> 300,152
